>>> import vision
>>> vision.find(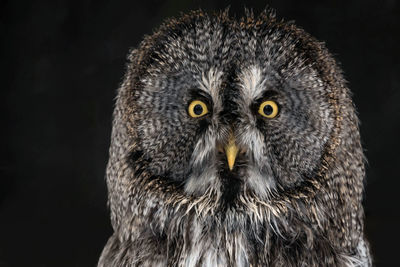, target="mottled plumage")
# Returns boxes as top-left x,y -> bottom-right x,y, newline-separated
99,10 -> 371,266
